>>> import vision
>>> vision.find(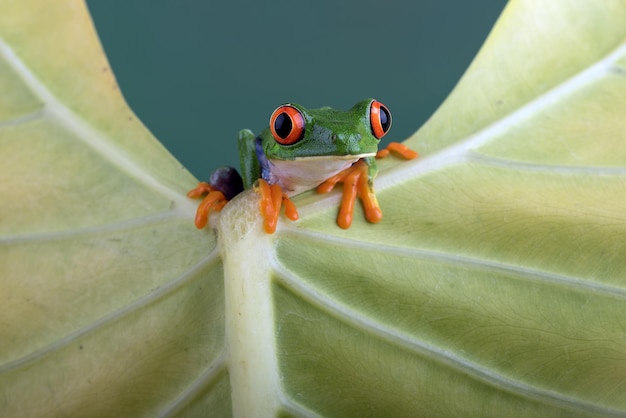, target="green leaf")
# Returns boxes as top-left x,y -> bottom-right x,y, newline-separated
0,2 -> 225,416
2,1 -> 626,417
